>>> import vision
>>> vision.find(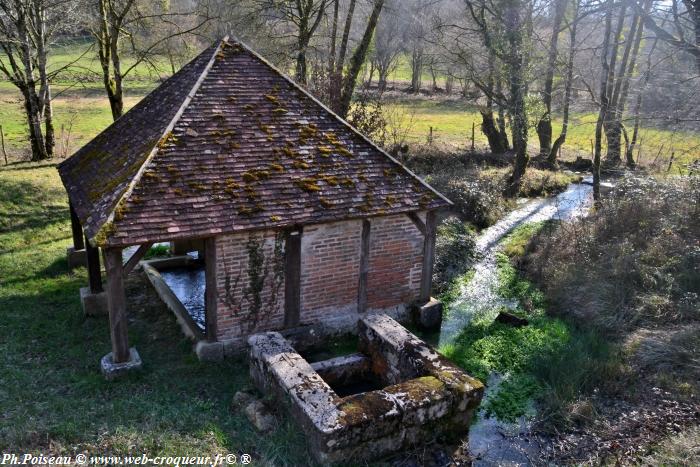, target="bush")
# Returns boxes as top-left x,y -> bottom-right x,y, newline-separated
525,175 -> 699,335
433,217 -> 478,294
